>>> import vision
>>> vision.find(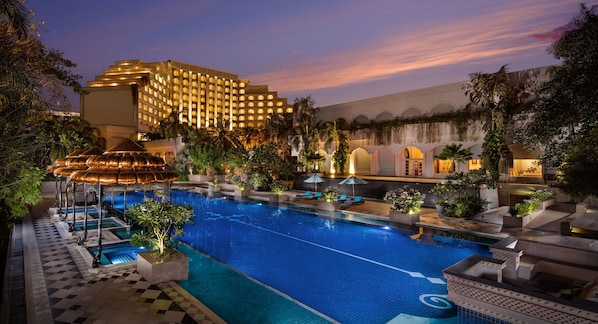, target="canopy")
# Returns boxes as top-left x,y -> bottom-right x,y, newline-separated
304,173 -> 324,191
339,175 -> 368,197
